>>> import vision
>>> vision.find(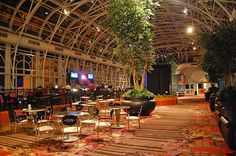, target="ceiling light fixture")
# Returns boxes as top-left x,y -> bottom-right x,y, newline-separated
96,26 -> 100,32
187,26 -> 193,34
63,9 -> 69,15
183,8 -> 188,15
